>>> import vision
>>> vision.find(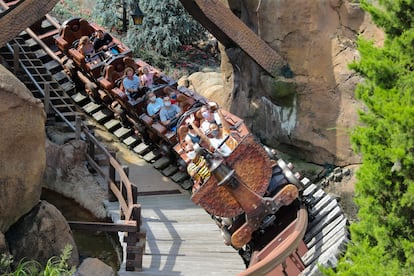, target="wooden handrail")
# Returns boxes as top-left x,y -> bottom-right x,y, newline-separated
81,125 -> 134,215
76,123 -> 145,272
